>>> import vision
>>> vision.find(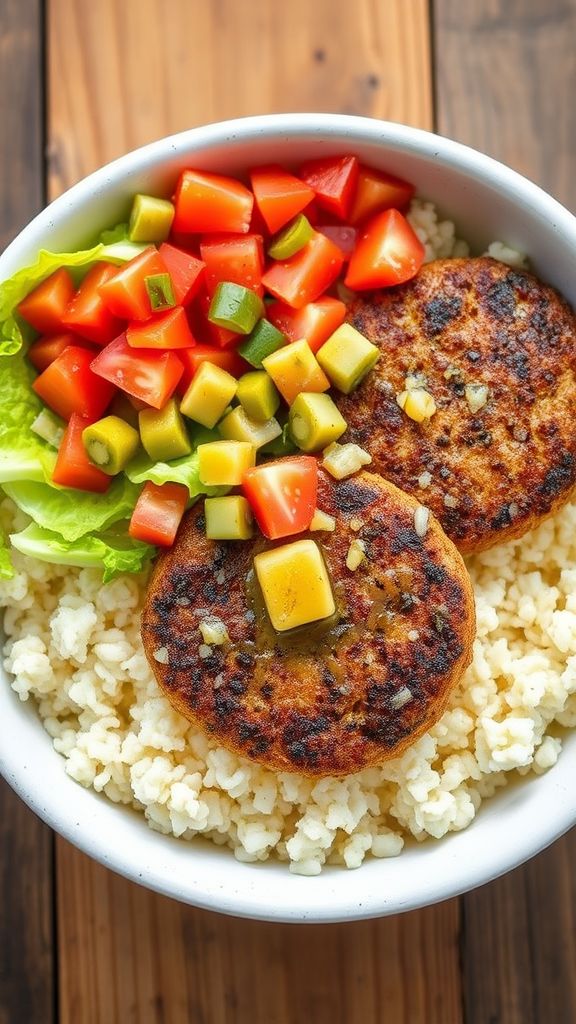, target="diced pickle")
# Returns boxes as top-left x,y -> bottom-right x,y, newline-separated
237,371 -> 280,422
208,282 -> 264,334
139,399 -> 191,461
289,392 -> 347,452
145,272 -> 176,311
238,318 -> 286,368
262,338 -> 329,405
82,416 -> 140,475
198,440 -> 255,486
218,407 -> 282,449
180,362 -> 238,428
254,539 -> 336,632
128,194 -> 175,243
205,495 -> 254,540
268,214 -> 314,260
316,323 -> 380,394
